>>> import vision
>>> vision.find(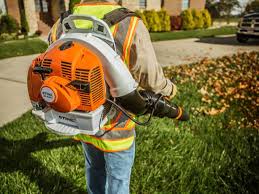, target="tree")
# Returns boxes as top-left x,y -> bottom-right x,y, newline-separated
245,0 -> 259,13
206,0 -> 240,20
0,15 -> 19,34
205,0 -> 220,18
217,0 -> 240,19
